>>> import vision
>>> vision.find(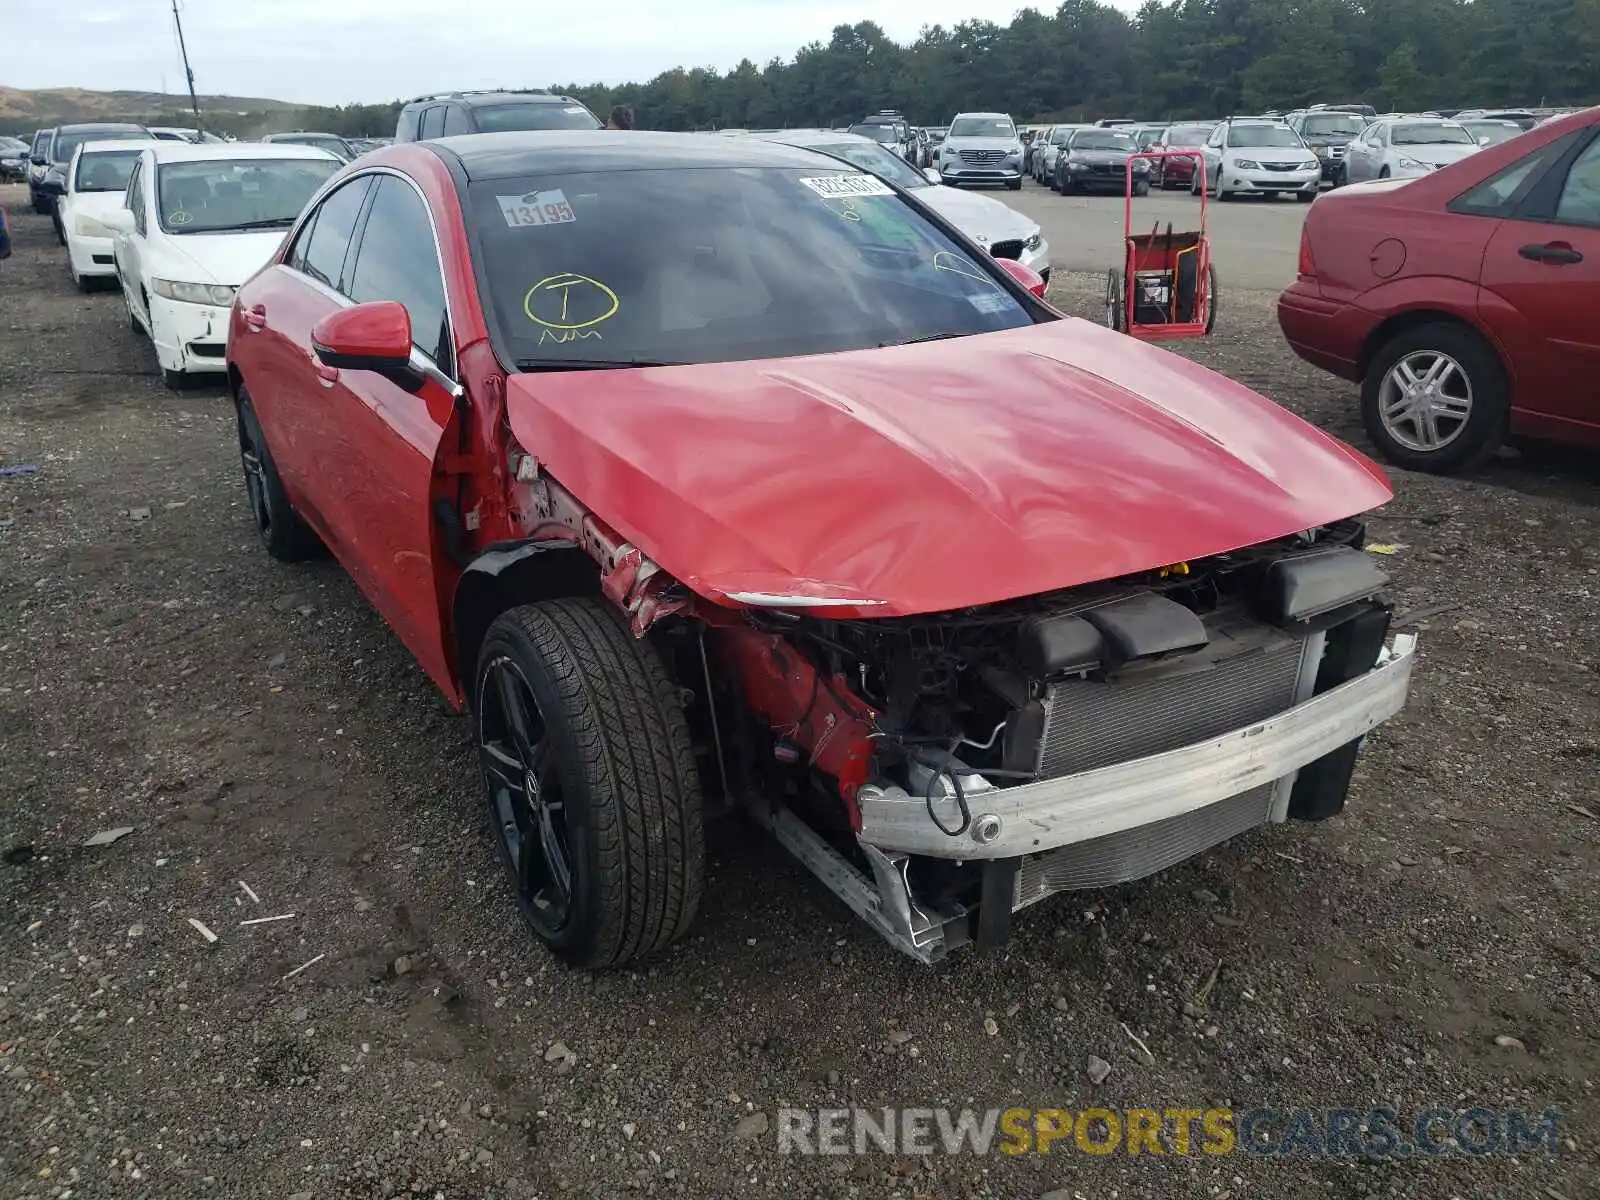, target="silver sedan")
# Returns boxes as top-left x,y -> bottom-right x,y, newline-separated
1342,118 -> 1482,183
